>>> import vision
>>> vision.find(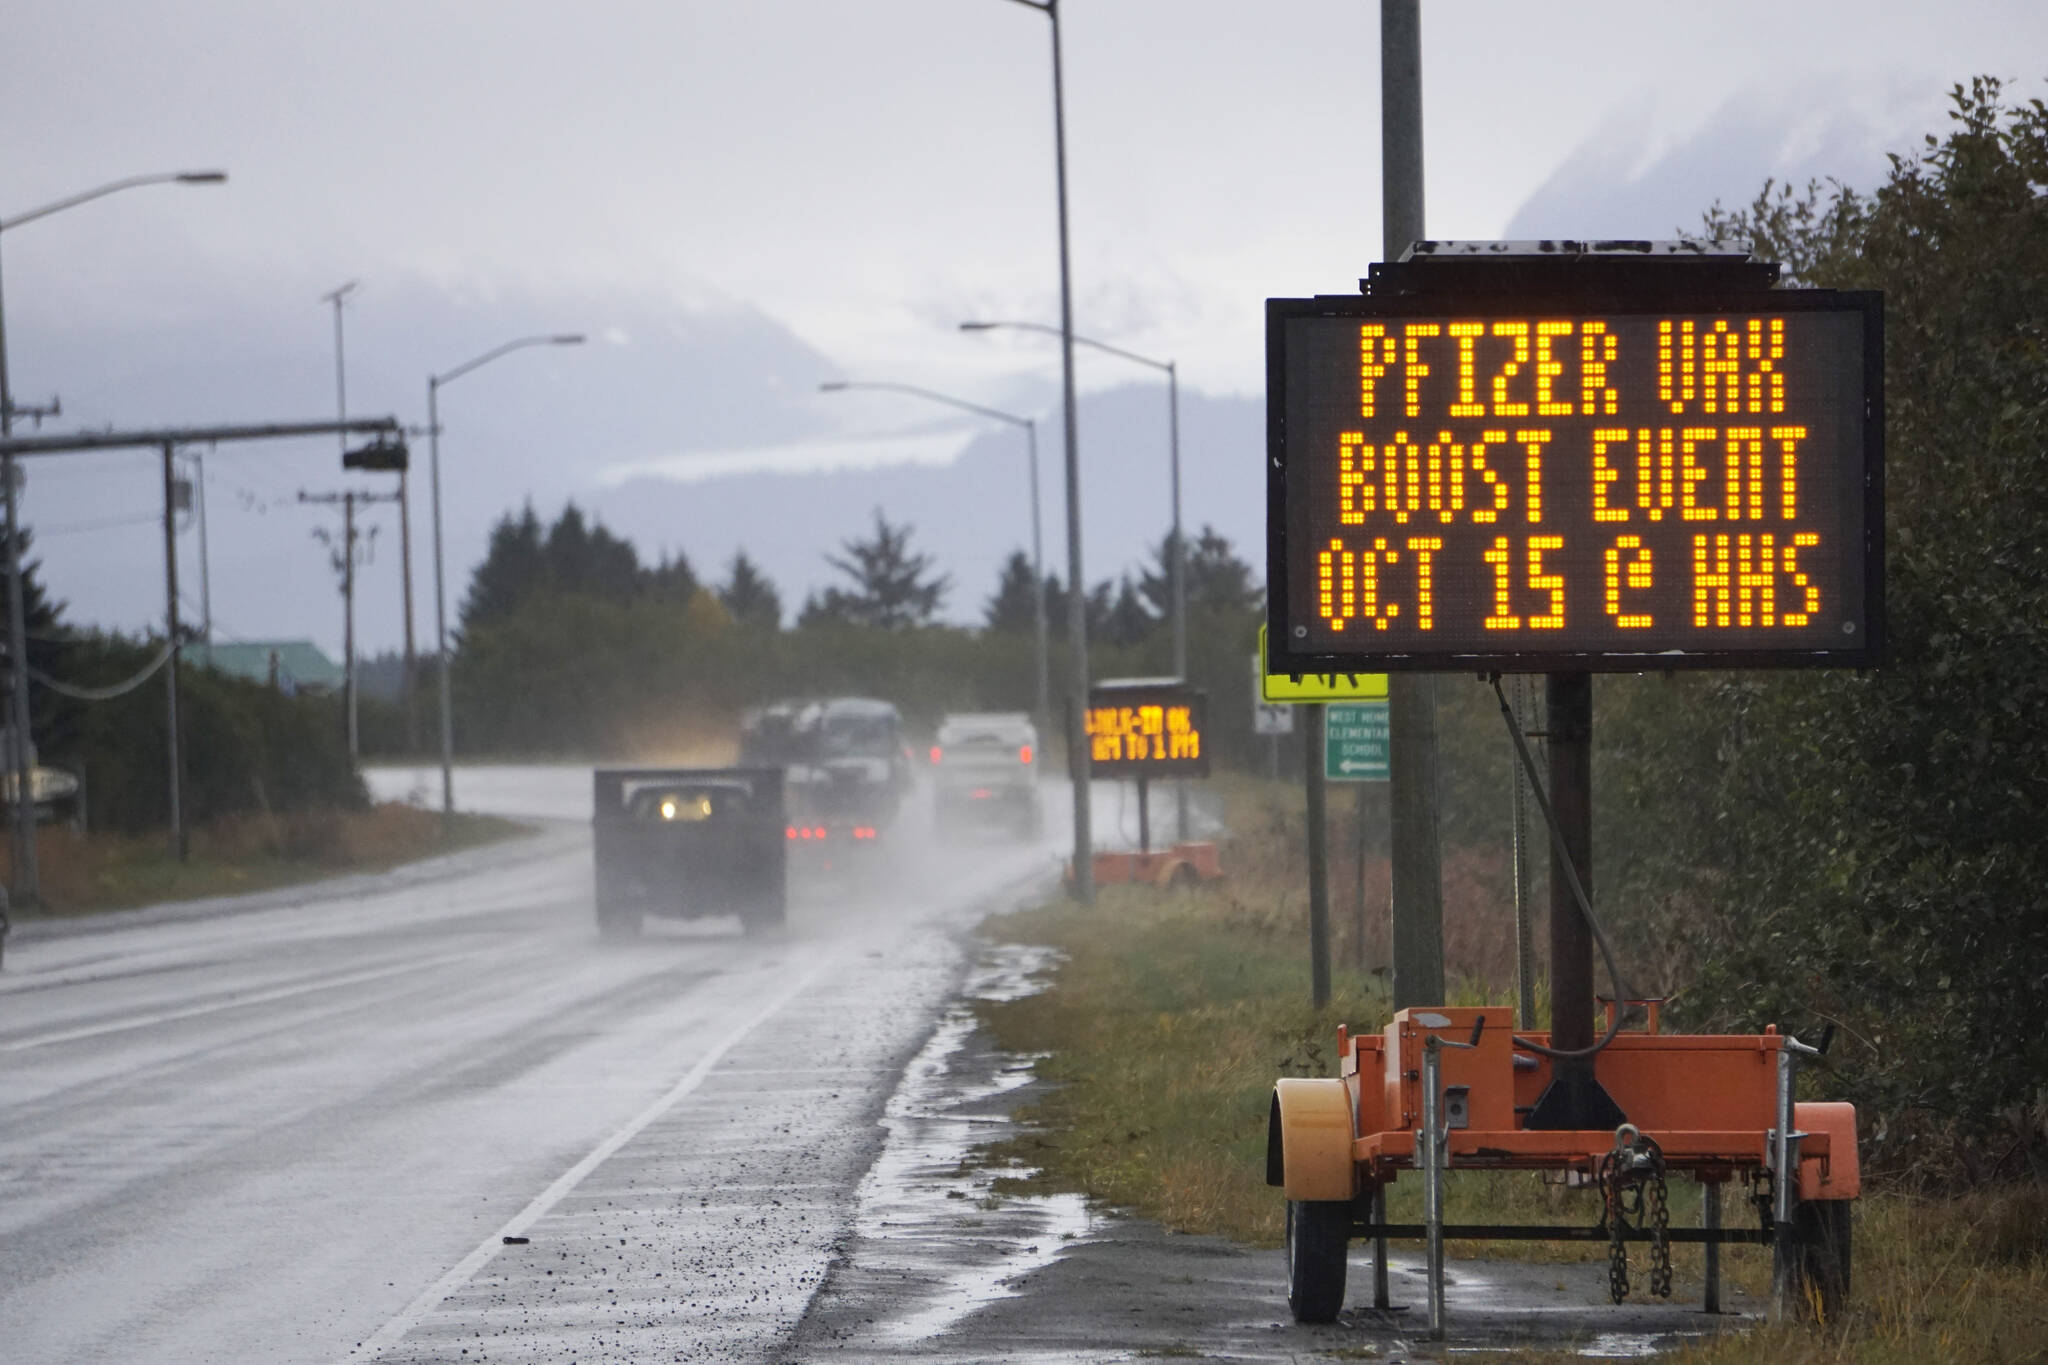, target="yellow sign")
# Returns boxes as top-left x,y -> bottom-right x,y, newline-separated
1258,625 -> 1388,702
